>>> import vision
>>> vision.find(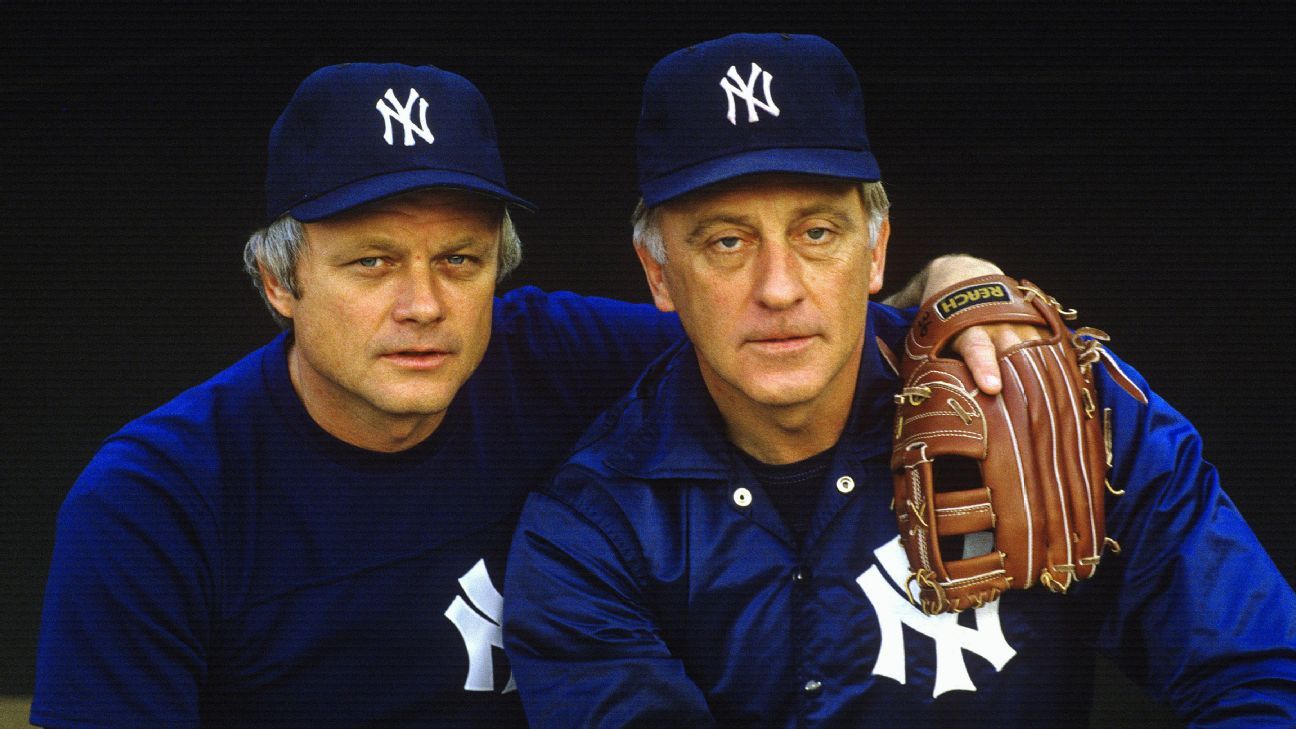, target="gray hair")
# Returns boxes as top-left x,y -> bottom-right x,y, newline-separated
631,181 -> 891,264
243,206 -> 522,329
